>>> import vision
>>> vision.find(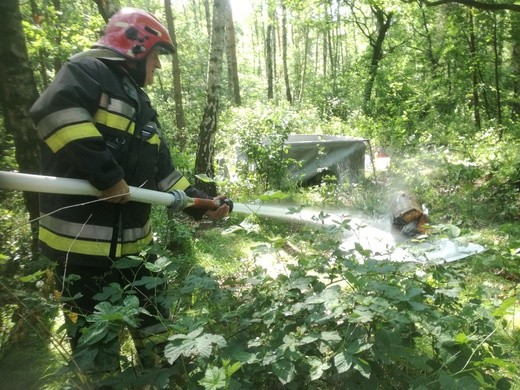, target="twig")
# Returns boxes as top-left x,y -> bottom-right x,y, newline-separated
455,327 -> 498,375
